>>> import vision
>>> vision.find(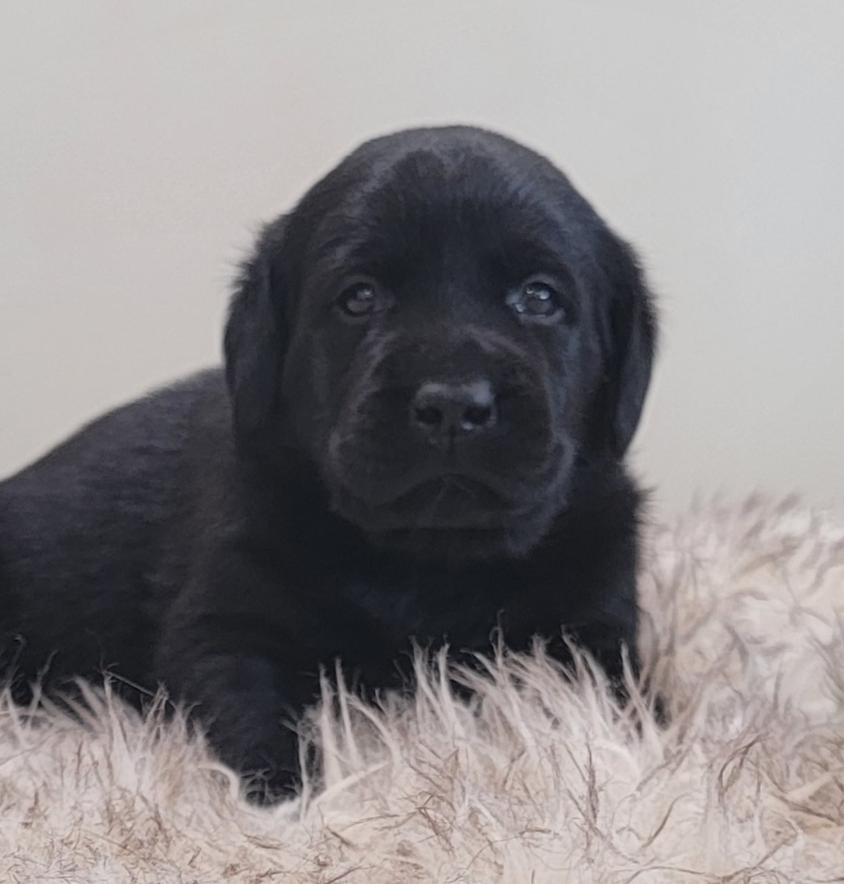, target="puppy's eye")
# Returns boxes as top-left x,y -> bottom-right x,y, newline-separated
337,282 -> 380,319
507,281 -> 565,323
